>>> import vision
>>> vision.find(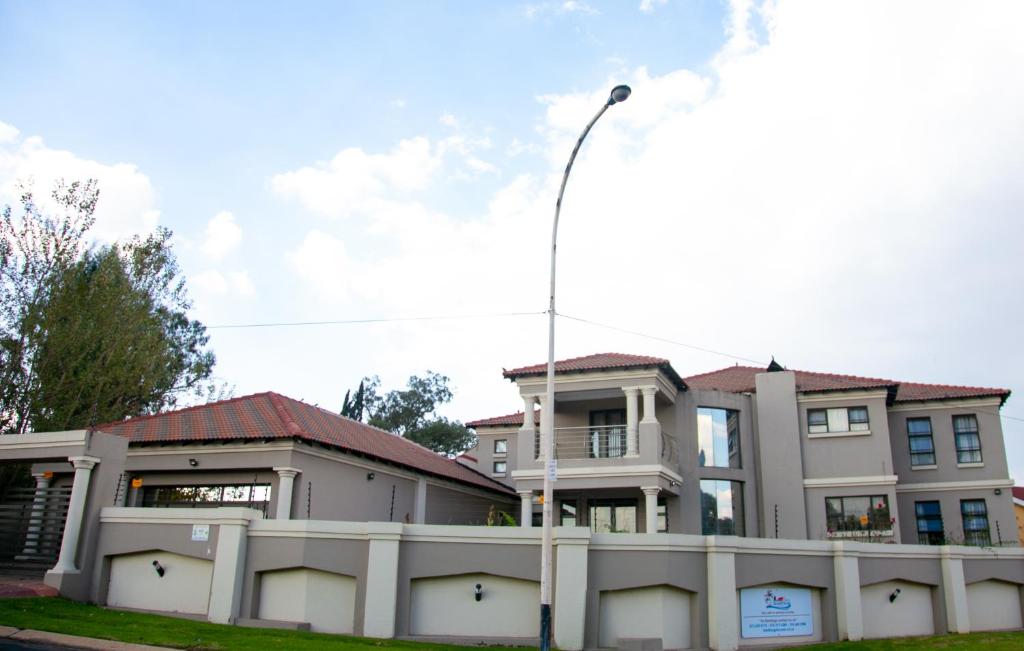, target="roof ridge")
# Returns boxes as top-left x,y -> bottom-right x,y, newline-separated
94,391 -> 279,432
266,392 -> 304,437
682,365 -> 761,380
